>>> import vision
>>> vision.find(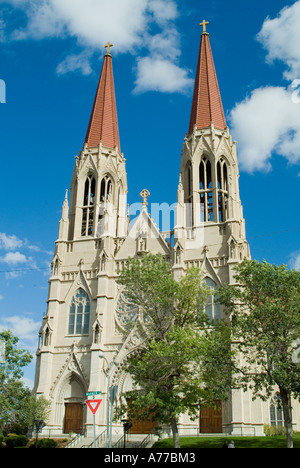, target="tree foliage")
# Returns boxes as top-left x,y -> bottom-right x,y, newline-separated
19,395 -> 51,431
117,253 -> 234,447
219,258 -> 300,448
0,329 -> 32,431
